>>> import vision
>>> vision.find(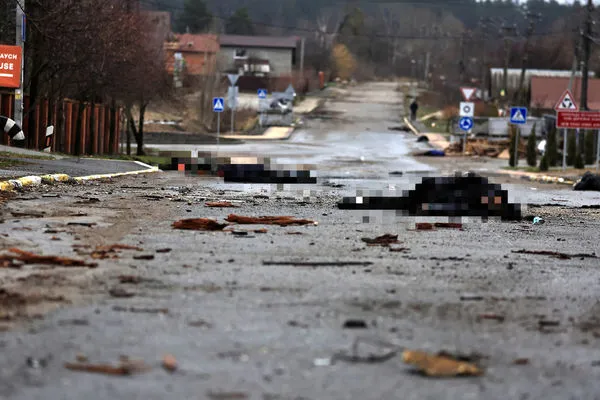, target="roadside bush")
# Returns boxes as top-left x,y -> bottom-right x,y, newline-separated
539,154 -> 549,171
546,126 -> 558,166
574,152 -> 585,169
567,131 -> 576,166
526,123 -> 537,167
585,130 -> 595,165
508,125 -> 517,167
